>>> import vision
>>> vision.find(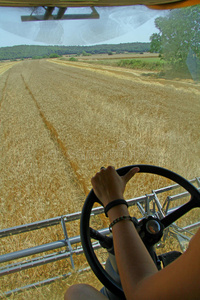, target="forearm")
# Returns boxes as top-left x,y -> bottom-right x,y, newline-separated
91,166 -> 157,297
108,205 -> 158,299
91,166 -> 200,300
